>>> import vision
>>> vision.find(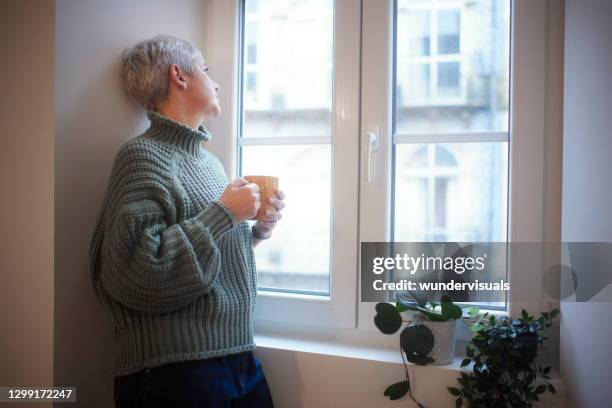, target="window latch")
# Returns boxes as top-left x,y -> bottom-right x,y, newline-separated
366,126 -> 380,184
